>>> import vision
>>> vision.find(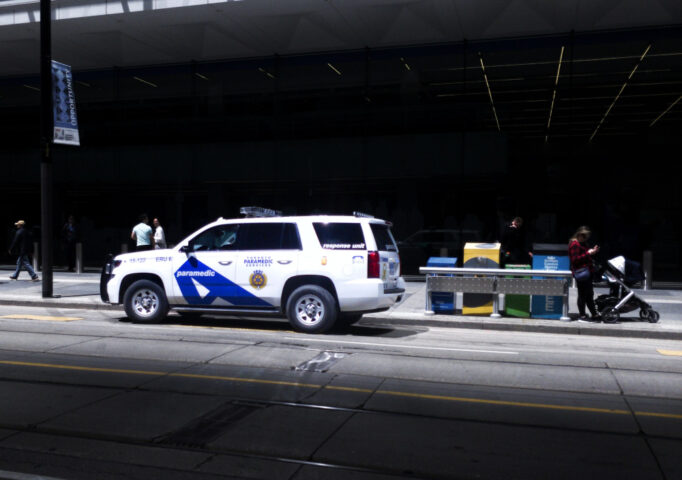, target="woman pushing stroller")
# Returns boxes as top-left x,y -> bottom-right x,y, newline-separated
568,226 -> 600,321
